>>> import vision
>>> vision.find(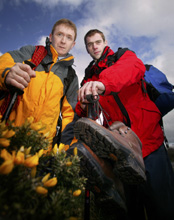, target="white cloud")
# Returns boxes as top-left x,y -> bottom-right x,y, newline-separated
36,35 -> 47,46
72,0 -> 174,83
21,0 -> 84,8
0,52 -> 3,56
